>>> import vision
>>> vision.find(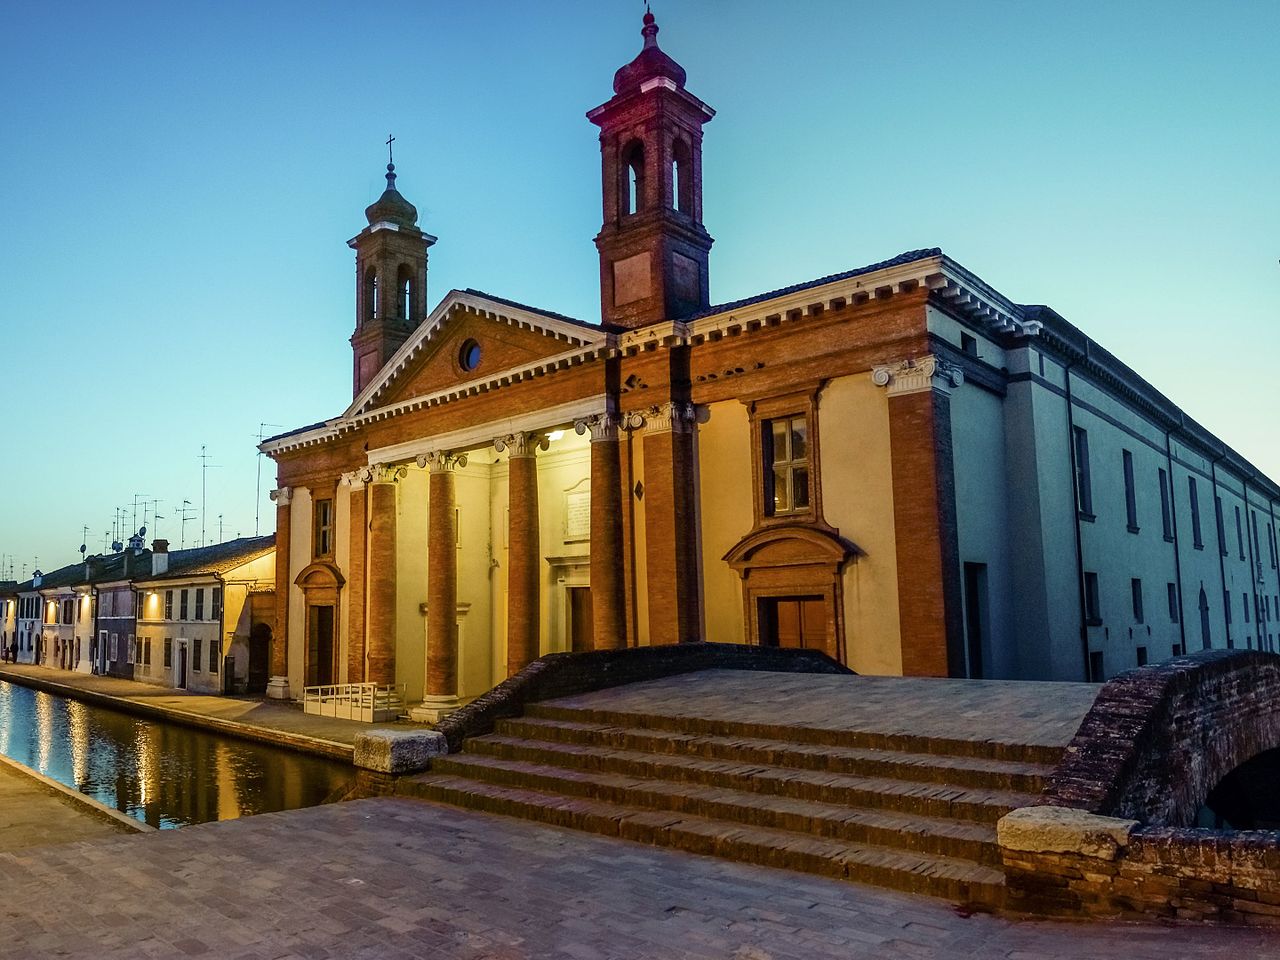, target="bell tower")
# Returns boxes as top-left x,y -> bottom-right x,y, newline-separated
348,154 -> 437,397
589,11 -> 714,329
